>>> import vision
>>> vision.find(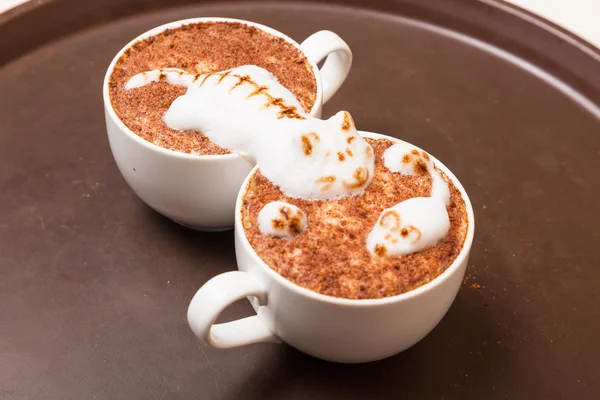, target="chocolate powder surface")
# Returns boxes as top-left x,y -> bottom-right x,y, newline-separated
242,138 -> 469,300
109,22 -> 317,155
